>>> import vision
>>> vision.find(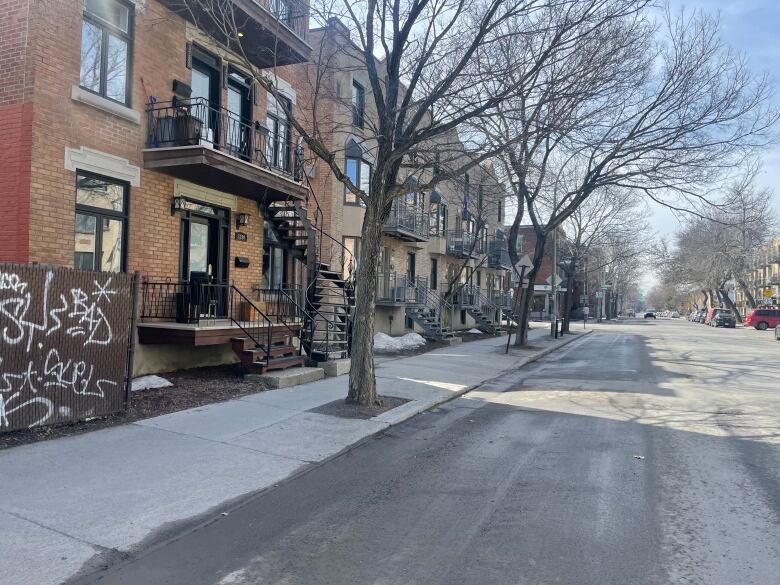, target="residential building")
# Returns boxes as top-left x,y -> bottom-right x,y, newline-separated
0,0 -> 355,375
735,236 -> 780,315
